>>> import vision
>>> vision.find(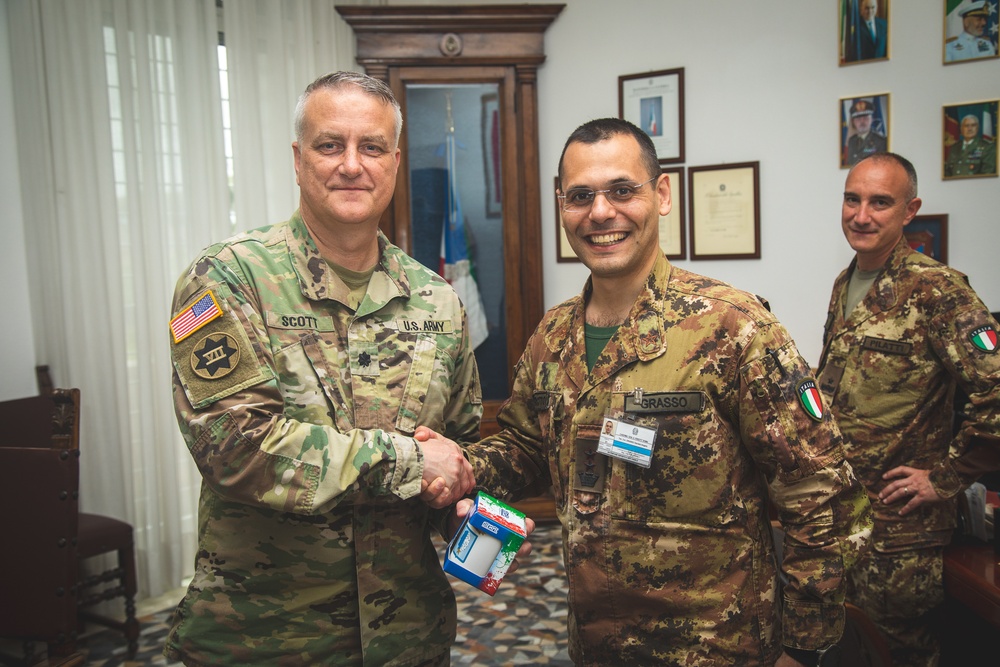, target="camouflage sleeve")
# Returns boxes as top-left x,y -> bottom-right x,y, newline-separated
927,278 -> 1000,497
426,310 -> 485,538
464,340 -> 551,503
439,309 -> 484,447
738,321 -> 873,650
170,258 -> 425,516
